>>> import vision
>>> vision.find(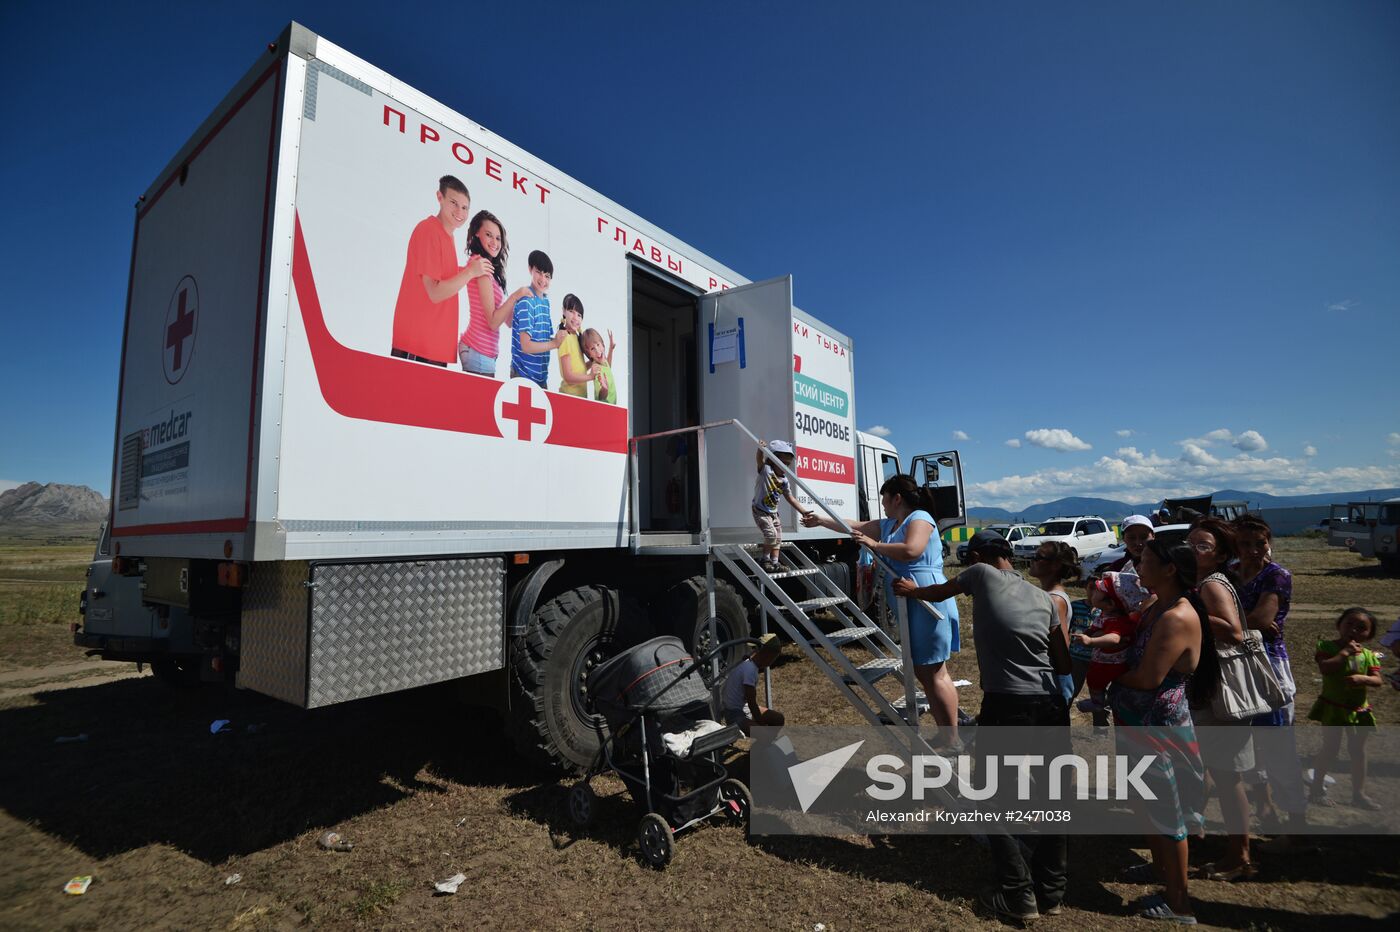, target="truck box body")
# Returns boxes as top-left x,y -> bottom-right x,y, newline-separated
111,24 -> 861,565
